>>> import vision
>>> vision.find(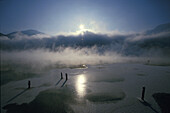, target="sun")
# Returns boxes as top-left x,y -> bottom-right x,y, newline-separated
76,24 -> 94,34
79,24 -> 85,30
